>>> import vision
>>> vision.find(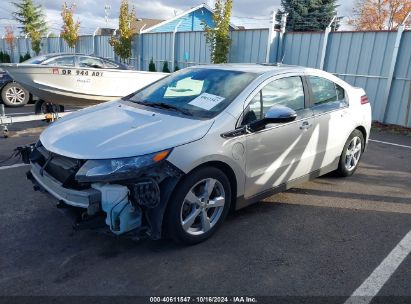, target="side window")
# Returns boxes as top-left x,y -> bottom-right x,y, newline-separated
45,56 -> 75,67
242,76 -> 305,125
79,57 -> 104,68
308,76 -> 346,105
